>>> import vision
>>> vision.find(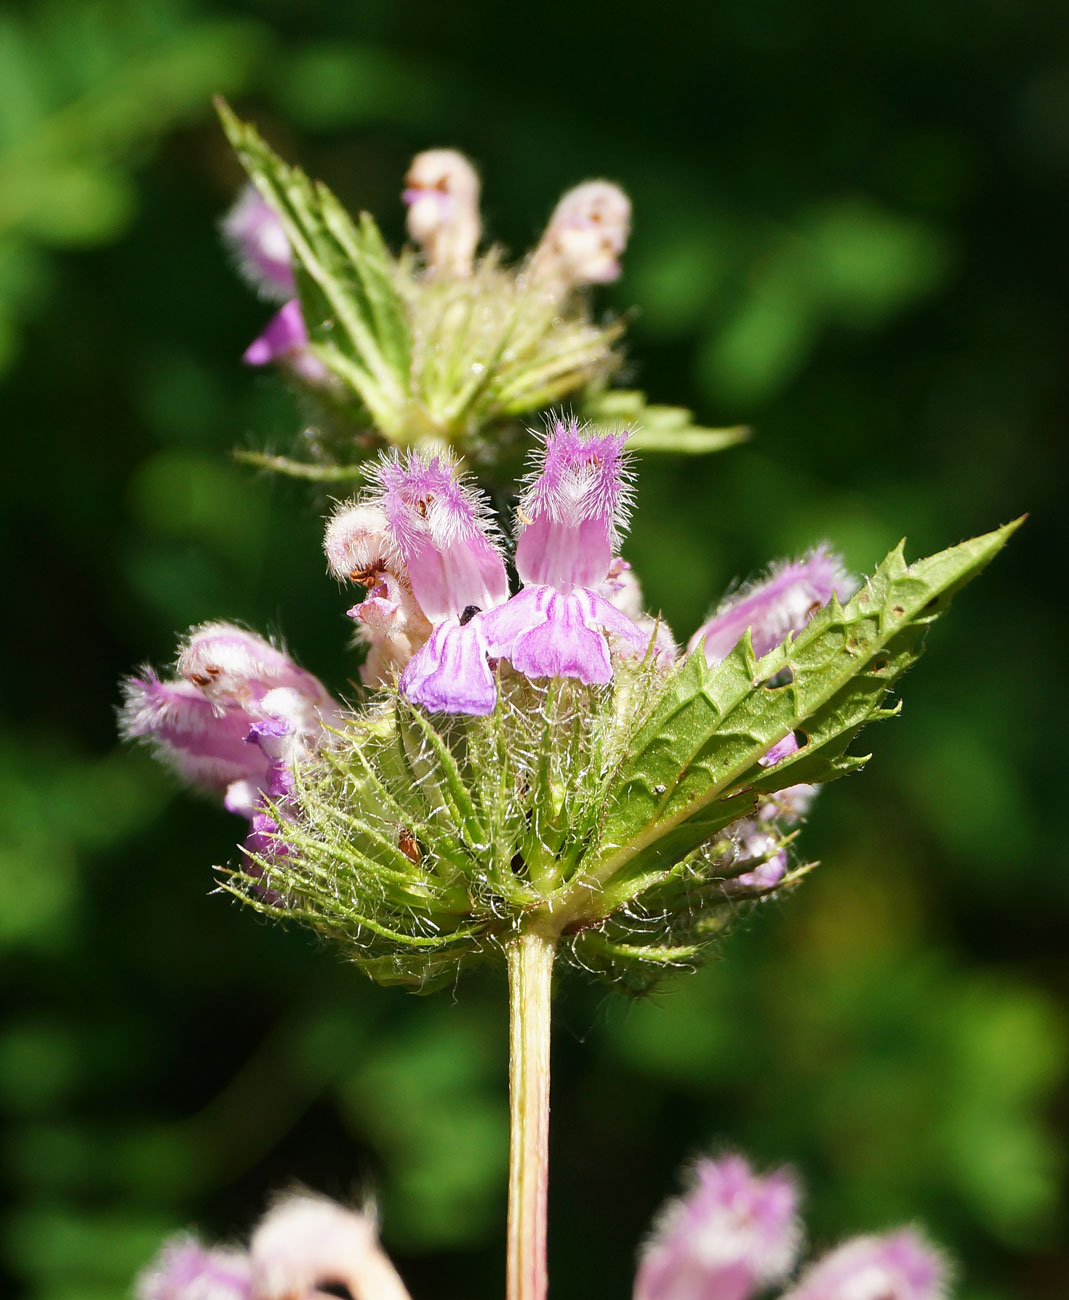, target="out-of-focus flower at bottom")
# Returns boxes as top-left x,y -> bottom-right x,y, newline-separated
137,1193 -> 412,1300
636,1154 -> 949,1300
